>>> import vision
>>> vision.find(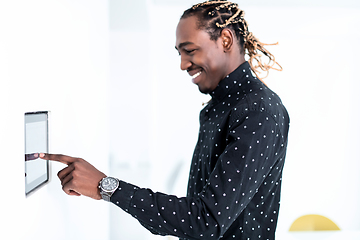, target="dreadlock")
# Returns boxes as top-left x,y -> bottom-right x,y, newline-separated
181,0 -> 282,81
